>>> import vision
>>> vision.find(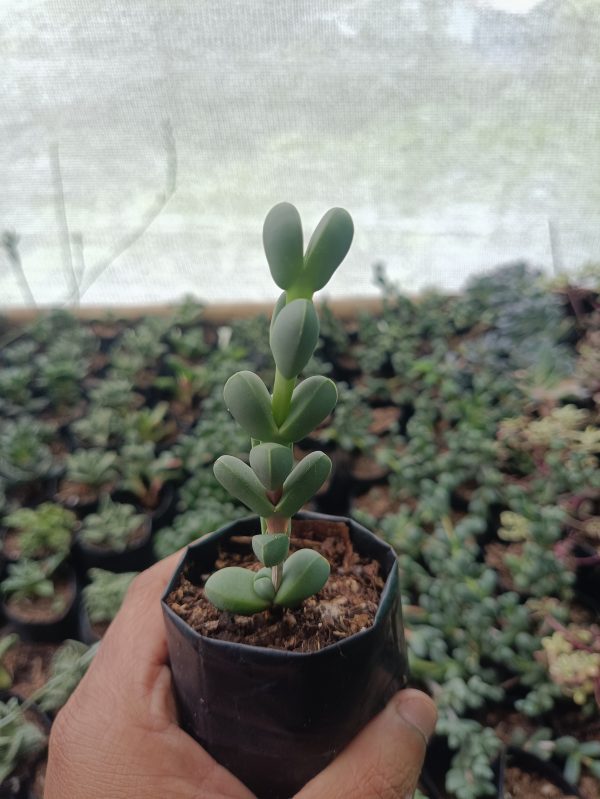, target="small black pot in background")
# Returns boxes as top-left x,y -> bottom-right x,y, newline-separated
574,543 -> 600,612
2,567 -> 79,644
495,747 -> 583,798
73,517 -> 154,576
162,511 -> 408,799
0,692 -> 50,799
